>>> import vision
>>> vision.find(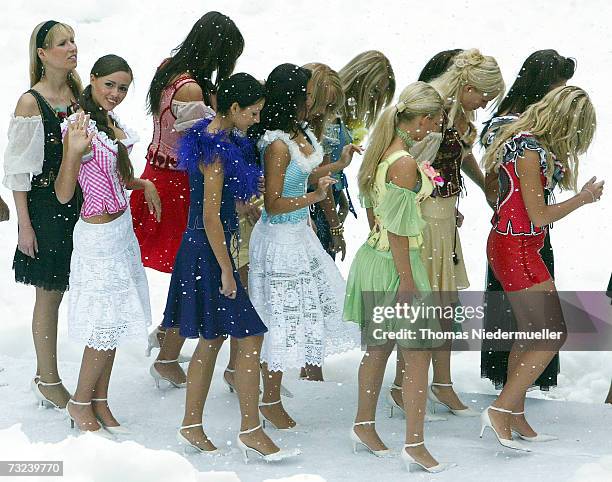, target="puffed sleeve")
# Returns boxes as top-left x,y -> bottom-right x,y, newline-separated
374,182 -> 426,236
172,100 -> 215,132
2,115 -> 45,191
359,191 -> 373,209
